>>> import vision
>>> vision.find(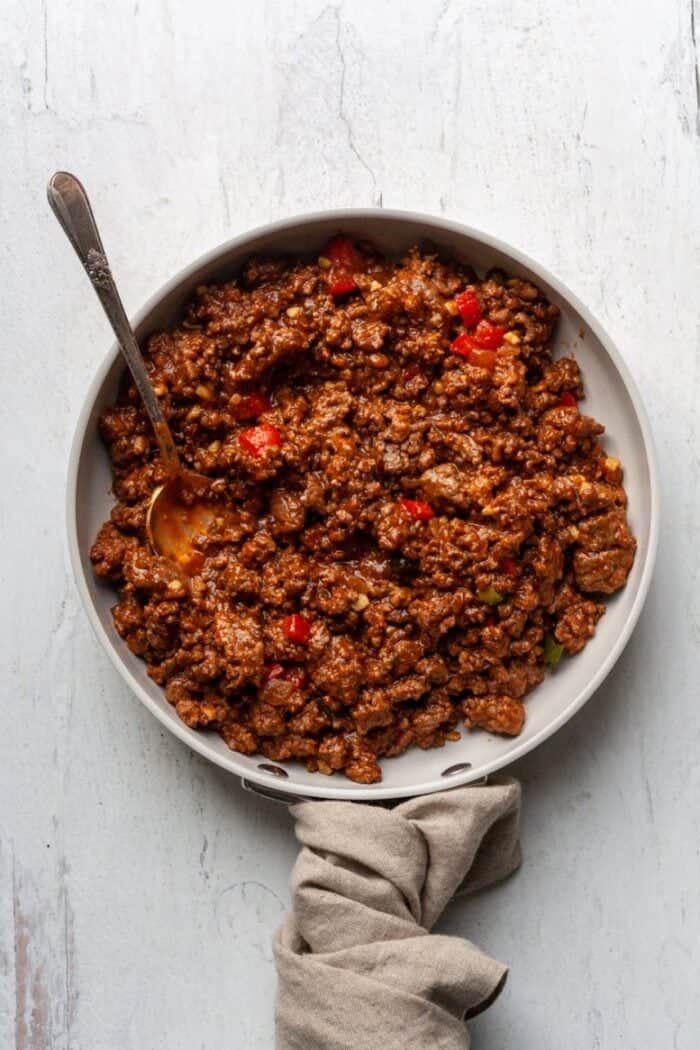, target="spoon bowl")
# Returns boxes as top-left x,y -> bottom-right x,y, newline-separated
146,470 -> 217,574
